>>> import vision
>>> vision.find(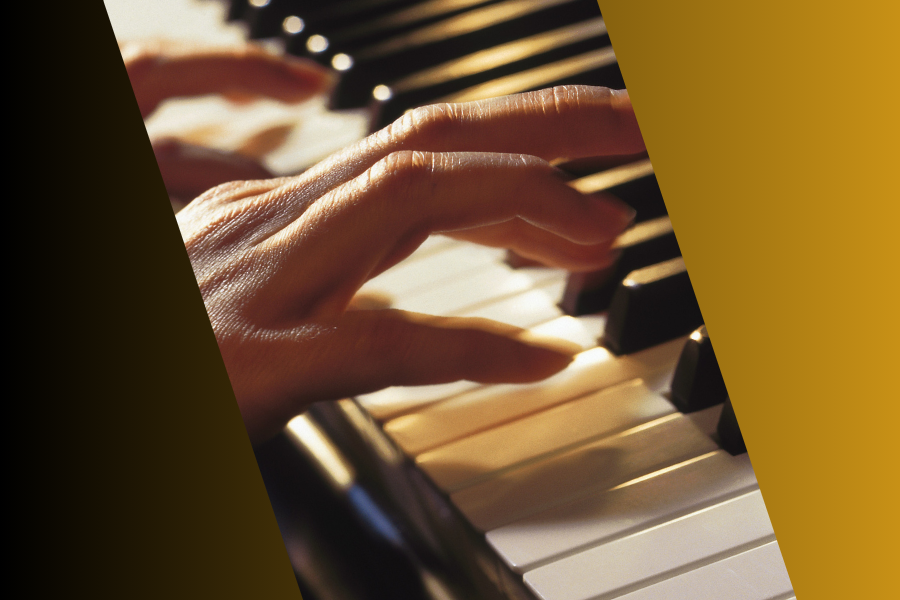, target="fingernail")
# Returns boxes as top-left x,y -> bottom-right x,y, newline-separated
611,88 -> 632,108
285,56 -> 335,90
609,197 -> 637,230
599,247 -> 623,270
